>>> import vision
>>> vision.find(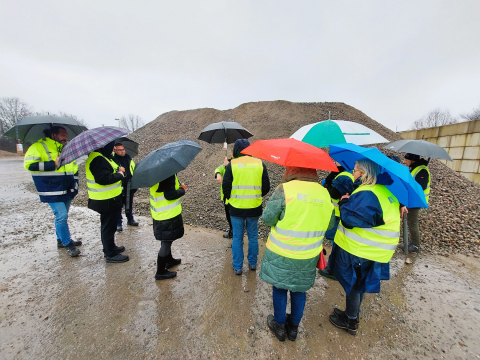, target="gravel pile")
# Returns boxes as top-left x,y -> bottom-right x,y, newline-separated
73,100 -> 480,256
